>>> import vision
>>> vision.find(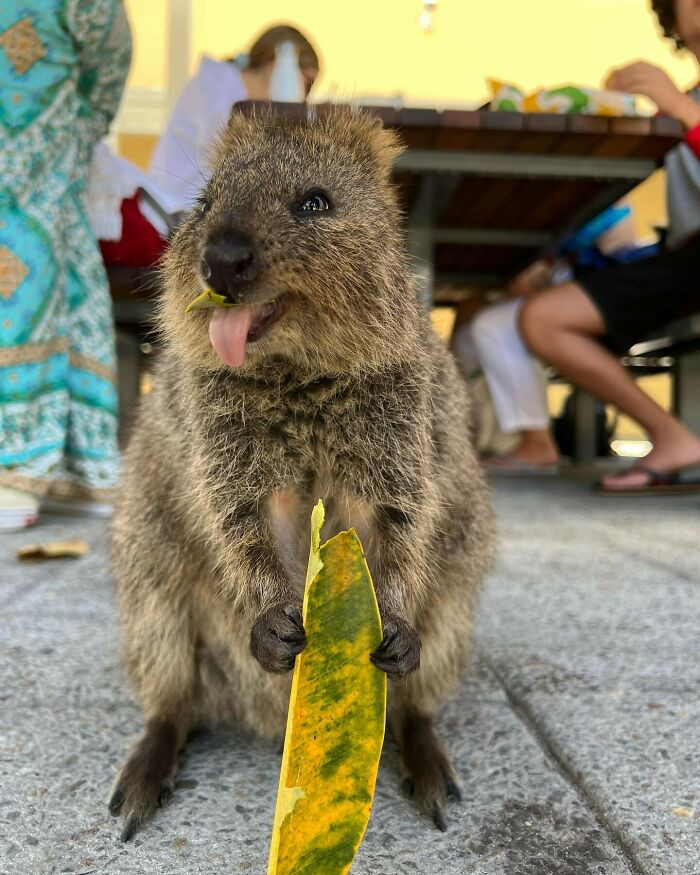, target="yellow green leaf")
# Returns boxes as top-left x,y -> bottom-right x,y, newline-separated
184,288 -> 240,312
268,500 -> 386,875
